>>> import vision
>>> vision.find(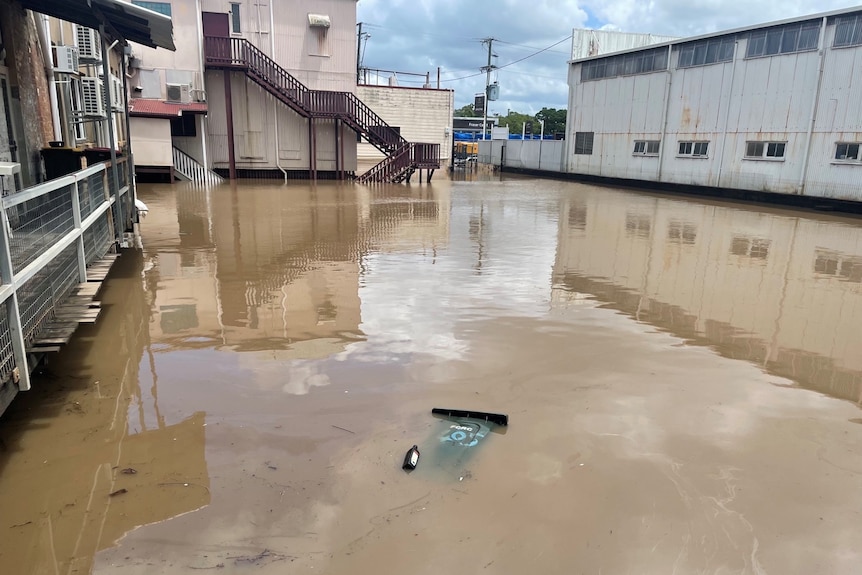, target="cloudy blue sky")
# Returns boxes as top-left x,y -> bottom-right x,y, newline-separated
356,0 -> 856,115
